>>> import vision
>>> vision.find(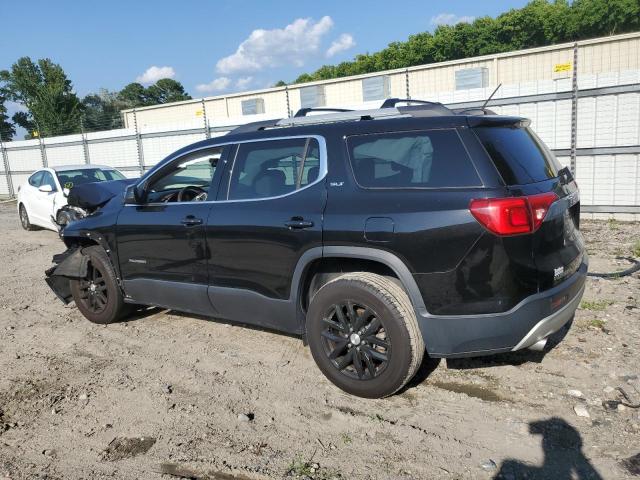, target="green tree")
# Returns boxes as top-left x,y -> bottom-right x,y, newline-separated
0,57 -> 82,137
81,89 -> 126,132
117,79 -> 191,108
146,78 -> 191,104
0,93 -> 15,141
